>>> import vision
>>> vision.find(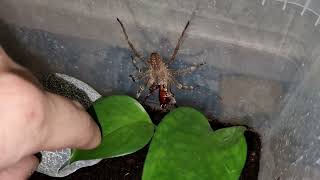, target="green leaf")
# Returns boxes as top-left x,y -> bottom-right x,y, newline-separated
142,107 -> 247,180
70,95 -> 154,163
